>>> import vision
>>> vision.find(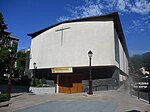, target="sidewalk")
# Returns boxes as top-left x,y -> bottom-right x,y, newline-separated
0,90 -> 149,112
